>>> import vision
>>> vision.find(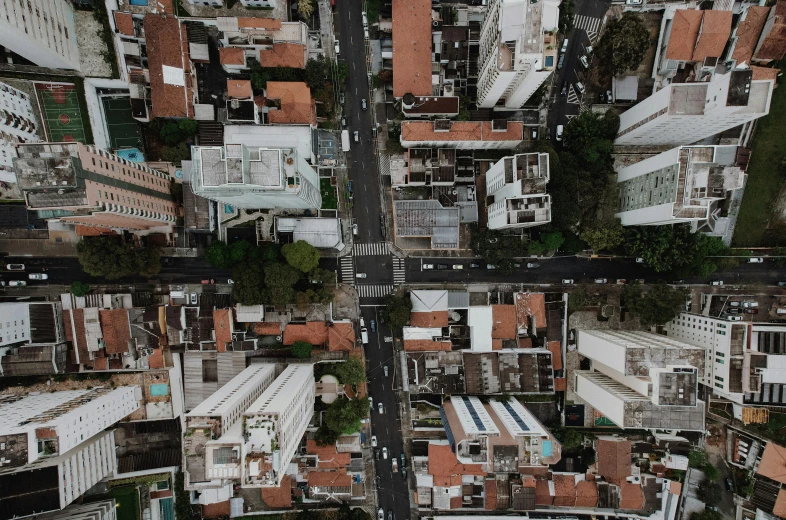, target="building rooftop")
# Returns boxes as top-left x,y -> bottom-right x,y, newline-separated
227,79 -> 252,99
99,309 -> 131,355
259,43 -> 306,69
220,47 -> 246,66
668,84 -> 708,115
265,82 -> 316,125
597,437 -> 632,483
114,12 -> 135,36
732,6 -> 771,65
392,0 -> 433,97
402,96 -> 459,116
282,322 -> 328,346
144,14 -> 193,118
401,121 -> 524,144
394,200 -> 460,249
327,322 -> 355,352
754,1 -> 786,61
758,442 -> 786,484
693,11 -> 732,62
411,311 -> 449,328
410,290 -> 449,312
491,305 -> 516,340
428,442 -> 485,487
665,10 -> 703,61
